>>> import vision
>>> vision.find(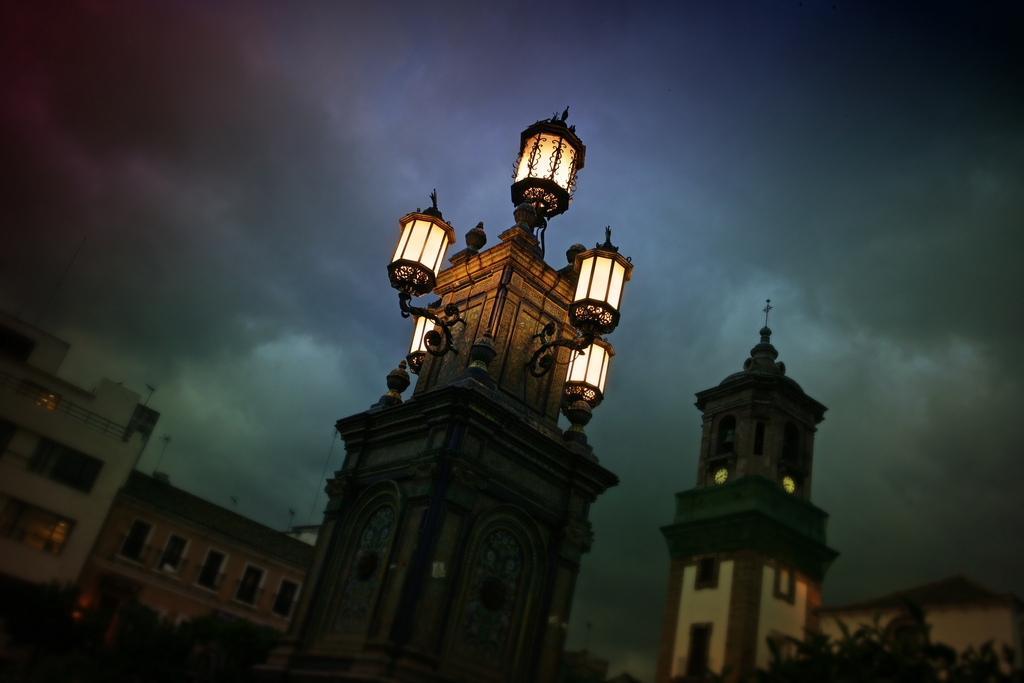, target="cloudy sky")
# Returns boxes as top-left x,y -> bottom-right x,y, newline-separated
3,0 -> 1023,678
